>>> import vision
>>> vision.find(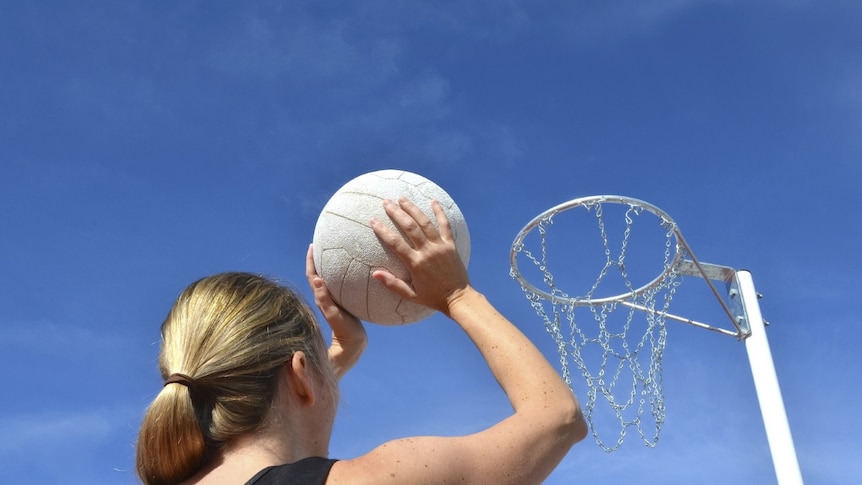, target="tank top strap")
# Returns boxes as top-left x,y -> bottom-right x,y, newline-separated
245,457 -> 337,485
